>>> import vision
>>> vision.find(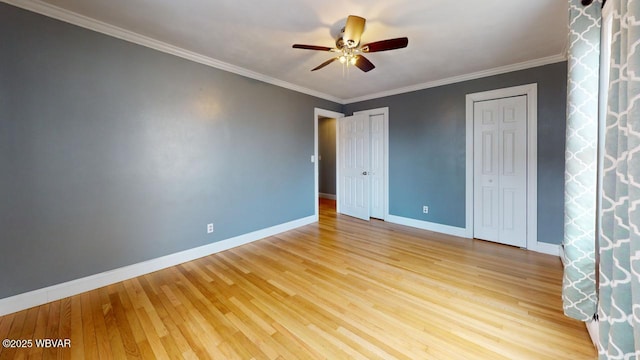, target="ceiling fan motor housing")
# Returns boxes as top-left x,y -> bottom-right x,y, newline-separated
343,15 -> 365,48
